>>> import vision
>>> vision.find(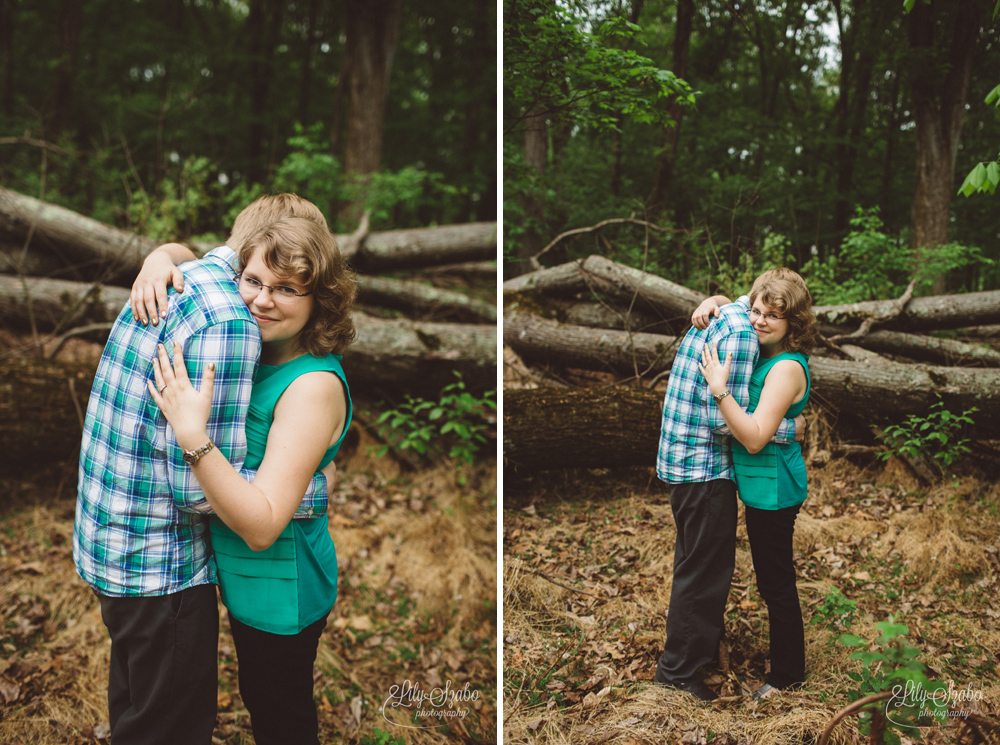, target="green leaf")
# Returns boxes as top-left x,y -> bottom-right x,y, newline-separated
839,633 -> 867,647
